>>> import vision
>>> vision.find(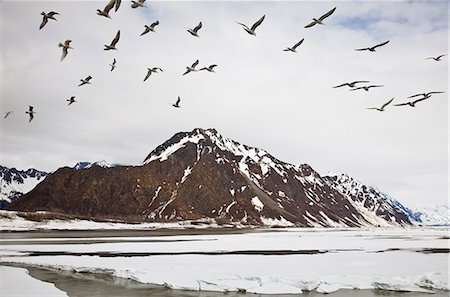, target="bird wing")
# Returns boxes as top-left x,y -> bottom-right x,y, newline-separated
407,93 -> 424,99
110,30 -> 120,46
29,113 -> 34,122
29,106 -> 34,112
427,91 -> 445,95
141,27 -> 150,35
150,20 -> 159,28
318,7 -> 336,21
436,54 -> 446,59
332,83 -> 348,88
393,102 -> 410,106
144,70 -> 151,81
354,48 -> 368,51
209,64 -> 218,69
251,15 -> 265,31
373,40 -> 390,49
381,97 -> 394,109
86,76 -> 92,81
64,40 -> 72,47
131,1 -> 139,8
176,96 -> 181,105
103,0 -> 116,13
39,16 -> 48,29
236,22 -> 249,30
60,47 -> 68,61
192,59 -> 199,68
349,87 -> 363,91
352,80 -> 370,84
369,85 -> 383,88
113,58 -> 116,64
366,107 -> 378,110
304,21 -> 317,28
193,21 -> 202,33
114,0 -> 121,11
292,38 -> 304,49
182,69 -> 191,76
199,67 -> 207,71
48,11 -> 59,17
